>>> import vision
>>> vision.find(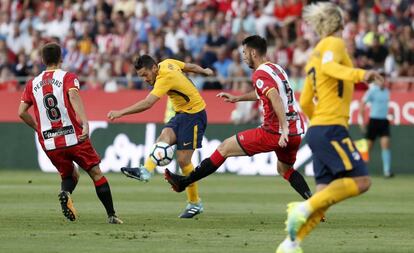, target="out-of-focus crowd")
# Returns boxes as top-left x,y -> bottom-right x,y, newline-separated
0,0 -> 413,94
